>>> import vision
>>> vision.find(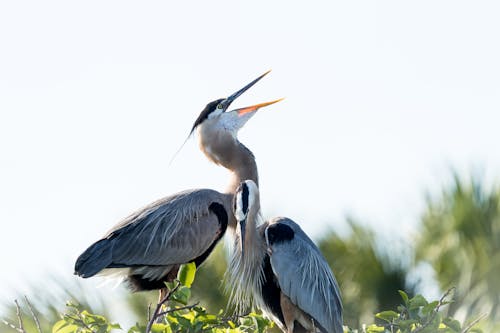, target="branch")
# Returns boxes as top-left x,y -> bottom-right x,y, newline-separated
413,287 -> 455,333
157,302 -> 199,317
461,313 -> 488,333
24,296 -> 42,333
15,300 -> 26,333
2,319 -> 25,333
65,314 -> 96,333
146,282 -> 181,333
218,312 -> 251,323
2,300 -> 27,333
206,311 -> 251,330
